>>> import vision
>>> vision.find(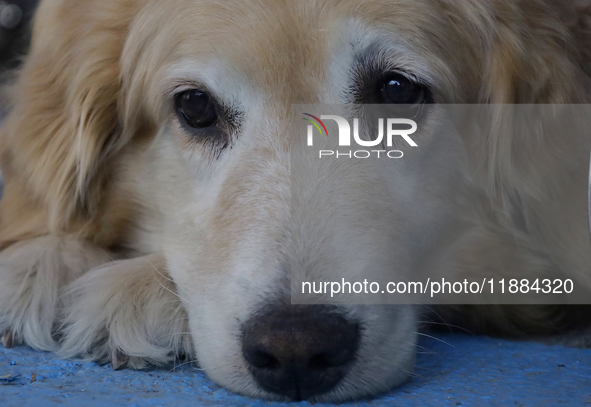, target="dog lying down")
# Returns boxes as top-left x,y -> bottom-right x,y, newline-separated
0,0 -> 591,402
